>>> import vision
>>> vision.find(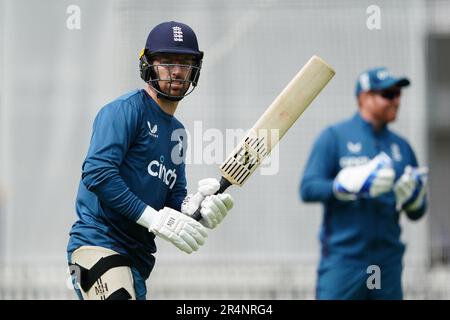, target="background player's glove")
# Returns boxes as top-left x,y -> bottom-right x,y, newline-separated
181,178 -> 234,229
137,206 -> 207,254
333,152 -> 395,201
394,165 -> 428,212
